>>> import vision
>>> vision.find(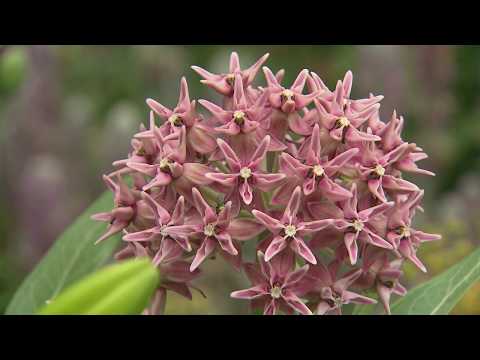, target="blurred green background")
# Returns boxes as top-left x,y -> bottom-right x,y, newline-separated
0,45 -> 479,314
